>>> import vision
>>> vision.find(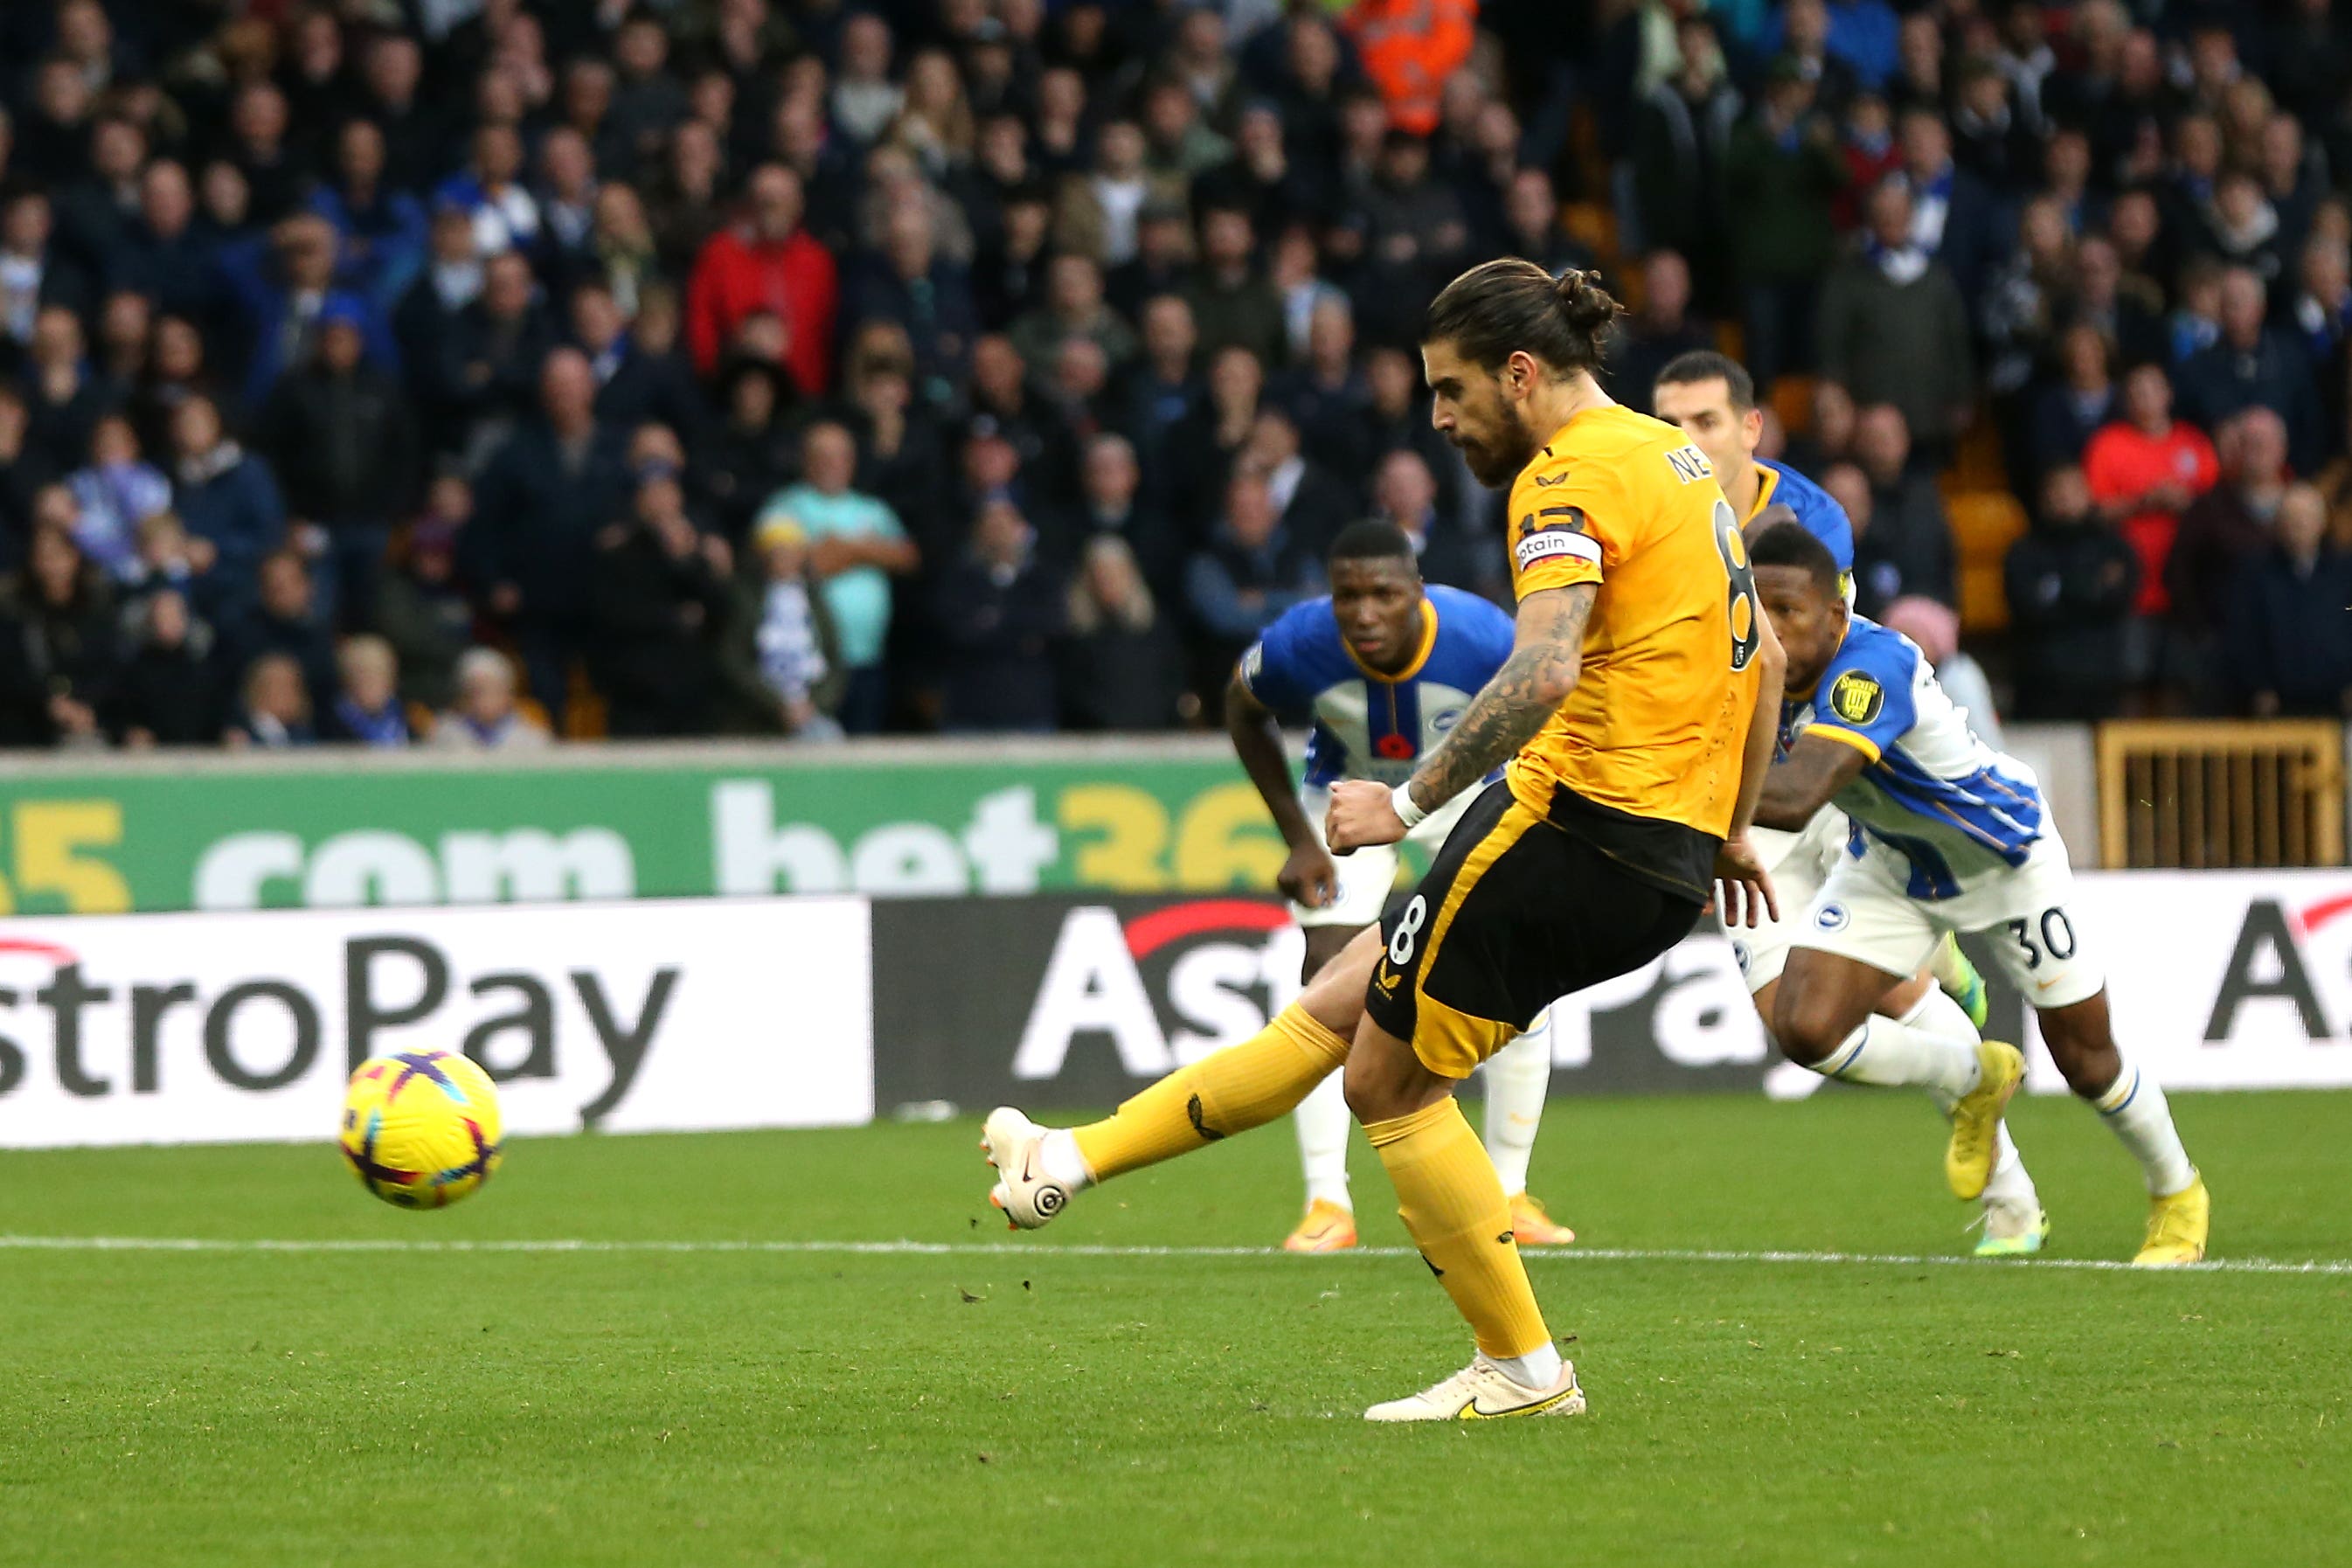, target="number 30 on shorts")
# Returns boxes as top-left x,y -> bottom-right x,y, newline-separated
1389,895 -> 1429,965
2006,908 -> 2077,970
